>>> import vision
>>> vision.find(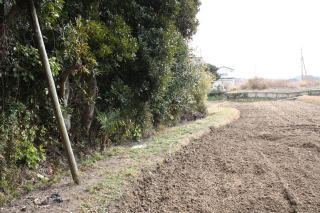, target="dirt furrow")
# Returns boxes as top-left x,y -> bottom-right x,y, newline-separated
108,101 -> 320,213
